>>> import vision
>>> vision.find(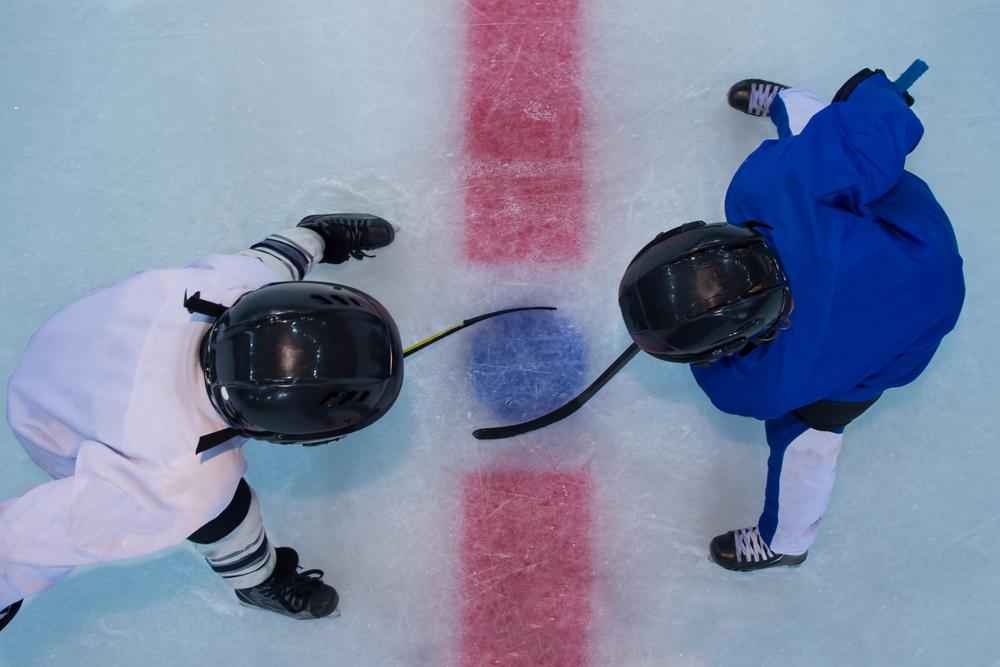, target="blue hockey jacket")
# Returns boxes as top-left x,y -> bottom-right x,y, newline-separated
691,73 -> 965,420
